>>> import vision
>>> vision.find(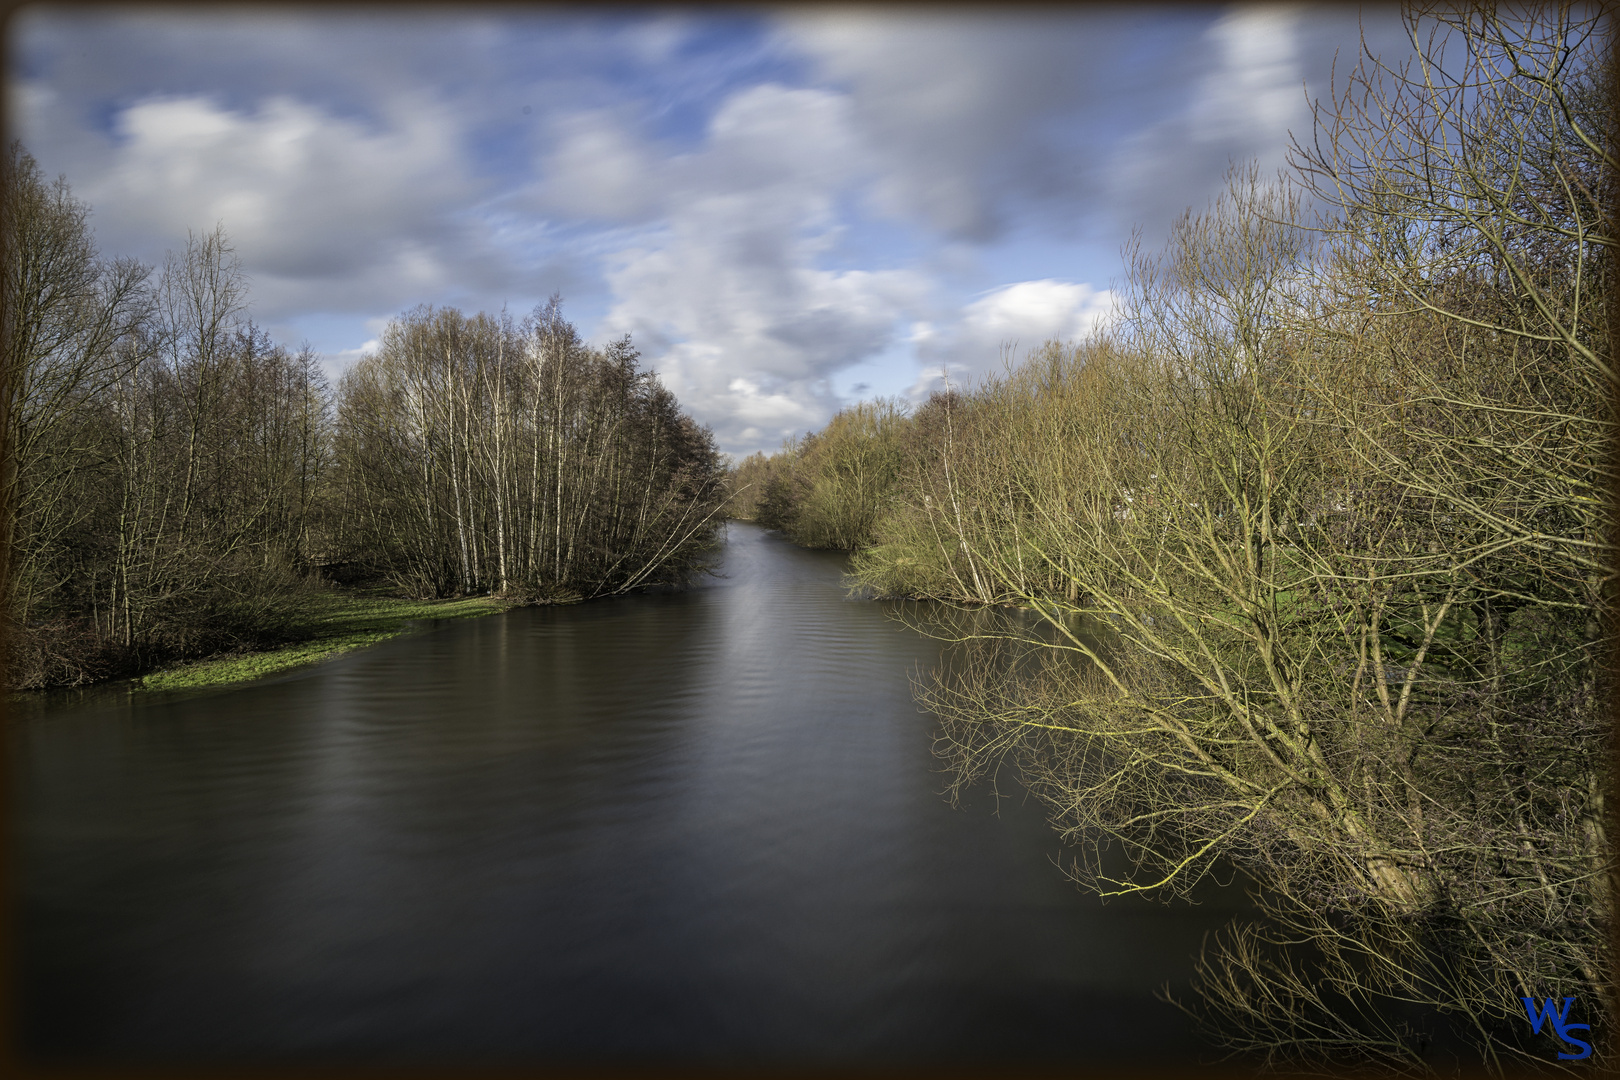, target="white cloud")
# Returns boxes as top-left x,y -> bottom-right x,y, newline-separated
82,94 -> 480,289
571,82 -> 930,454
604,217 -> 929,453
778,11 -> 1111,241
319,338 -> 382,382
964,279 -> 1114,345
536,110 -> 664,220
1202,4 -> 1306,139
912,279 -> 1115,394
27,85 -> 601,330
1101,4 -> 1387,239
